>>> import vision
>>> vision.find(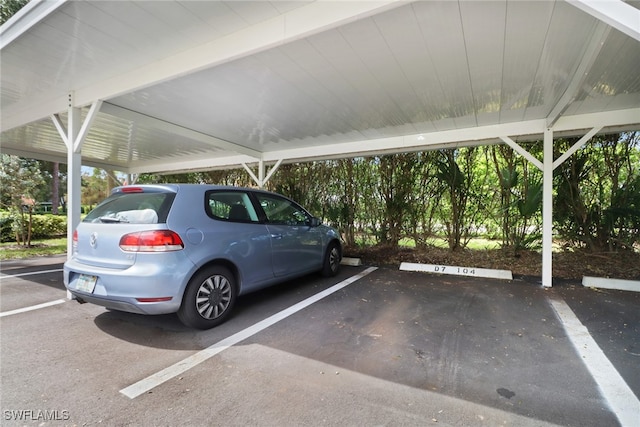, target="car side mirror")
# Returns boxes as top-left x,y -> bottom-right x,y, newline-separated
309,217 -> 322,227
